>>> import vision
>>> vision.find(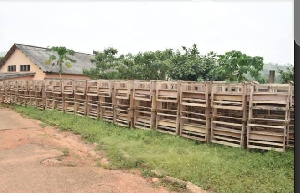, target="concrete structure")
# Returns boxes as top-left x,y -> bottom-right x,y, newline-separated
0,44 -> 96,80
